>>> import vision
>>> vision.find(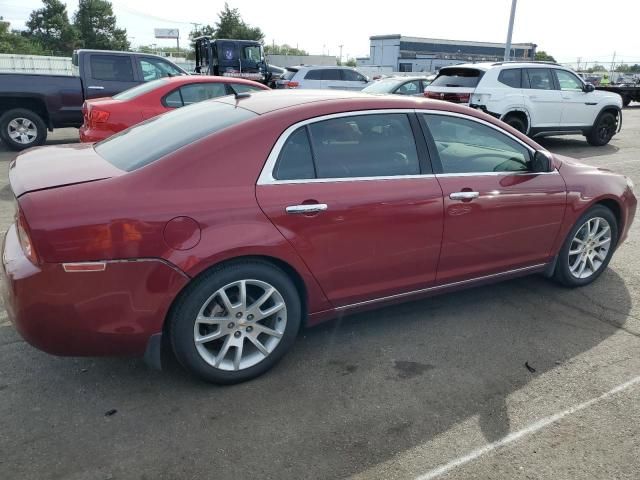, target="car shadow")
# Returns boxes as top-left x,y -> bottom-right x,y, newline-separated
537,137 -> 620,159
2,268 -> 633,479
